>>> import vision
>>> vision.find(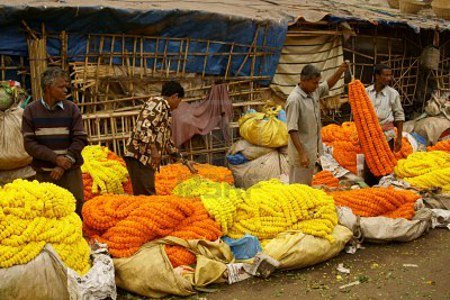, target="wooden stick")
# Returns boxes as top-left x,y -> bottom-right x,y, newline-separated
202,40 -> 210,79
